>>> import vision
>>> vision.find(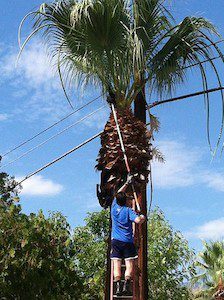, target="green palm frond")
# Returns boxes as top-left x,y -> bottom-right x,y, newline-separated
19,0 -> 224,152
193,241 -> 224,299
147,17 -> 220,94
133,0 -> 173,55
22,0 -> 134,107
